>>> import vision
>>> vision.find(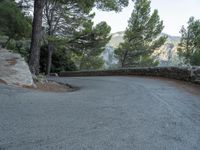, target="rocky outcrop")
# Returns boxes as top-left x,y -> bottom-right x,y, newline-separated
0,49 -> 33,87
60,67 -> 200,84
